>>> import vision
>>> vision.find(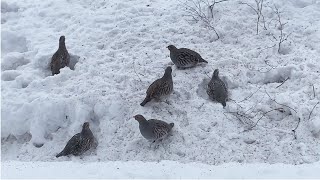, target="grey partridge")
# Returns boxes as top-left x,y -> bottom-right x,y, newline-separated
50,36 -> 70,75
167,45 -> 208,68
207,69 -> 228,107
140,66 -> 173,106
56,122 -> 95,158
133,114 -> 174,142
